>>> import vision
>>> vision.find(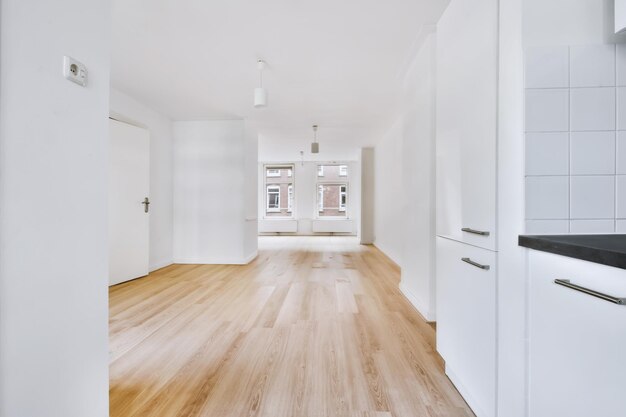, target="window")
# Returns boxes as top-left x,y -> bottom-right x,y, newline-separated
318,185 -> 324,212
316,183 -> 348,218
318,165 -> 324,177
339,165 -> 348,176
266,186 -> 280,212
264,165 -> 295,218
339,185 -> 347,211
